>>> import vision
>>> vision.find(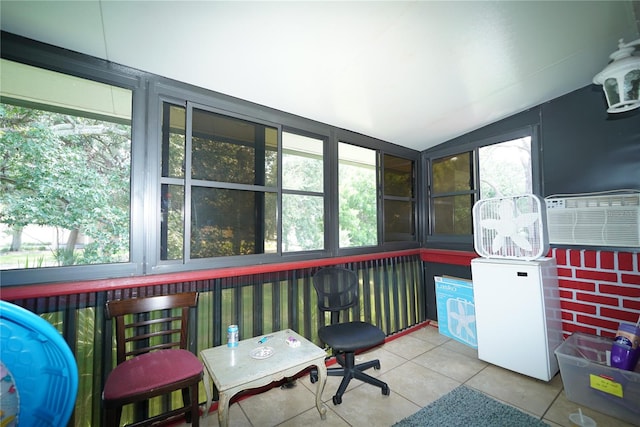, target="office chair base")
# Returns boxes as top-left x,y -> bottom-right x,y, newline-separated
310,352 -> 390,405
